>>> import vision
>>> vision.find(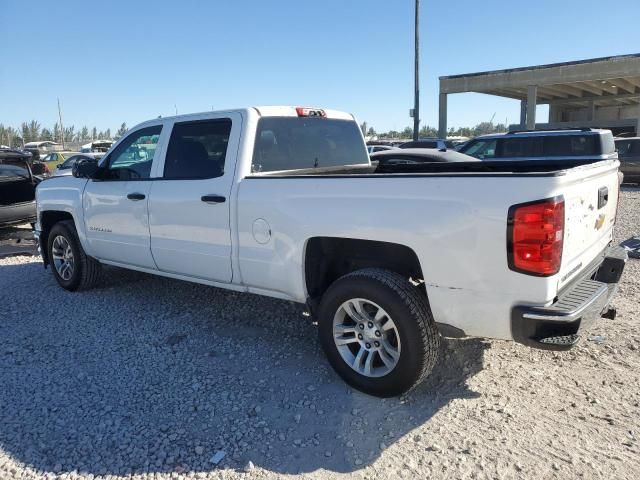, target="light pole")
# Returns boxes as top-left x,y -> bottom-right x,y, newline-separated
413,0 -> 420,141
57,97 -> 65,149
